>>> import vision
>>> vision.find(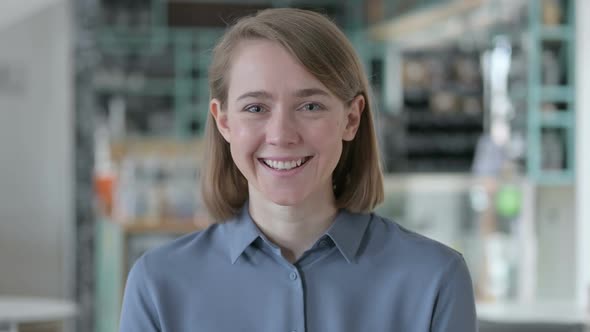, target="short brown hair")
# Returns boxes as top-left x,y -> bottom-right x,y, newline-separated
201,8 -> 384,221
